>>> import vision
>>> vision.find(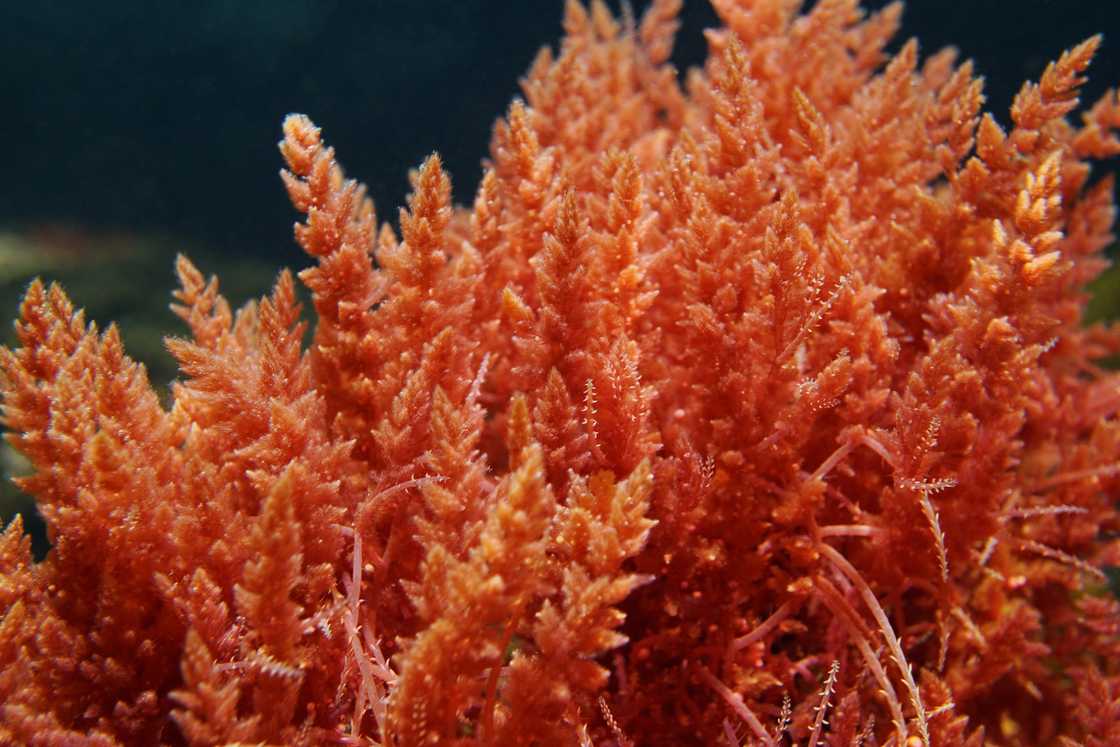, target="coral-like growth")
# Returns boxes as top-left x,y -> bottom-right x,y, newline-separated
3,1 -> 1120,745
